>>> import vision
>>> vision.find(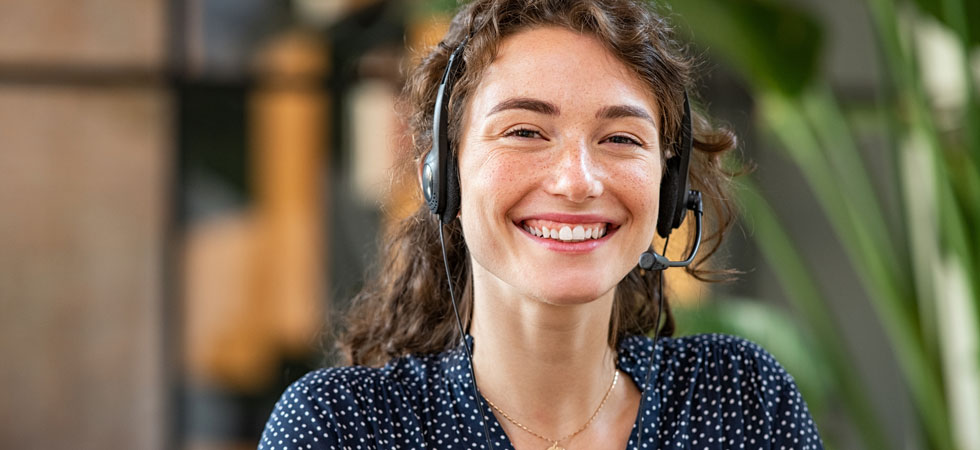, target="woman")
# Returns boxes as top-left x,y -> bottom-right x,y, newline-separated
260,0 -> 823,449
